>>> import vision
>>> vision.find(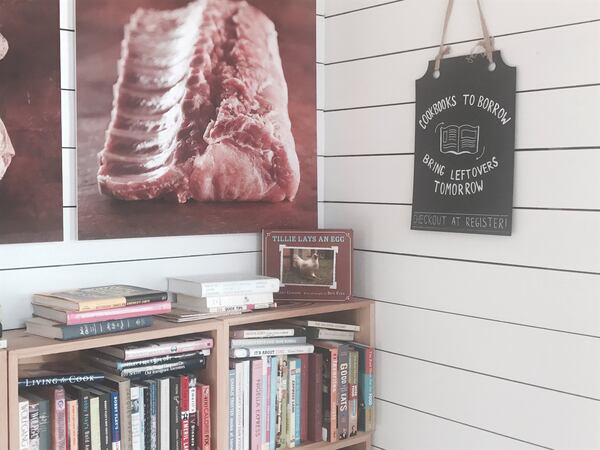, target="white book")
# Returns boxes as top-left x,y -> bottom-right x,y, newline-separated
287,359 -> 297,448
230,344 -> 315,359
305,327 -> 355,341
18,396 -> 29,450
243,360 -> 250,450
235,362 -> 244,450
130,387 -> 141,450
286,319 -> 360,332
230,336 -> 307,349
168,274 -> 280,297
89,396 -> 101,450
230,328 -> 296,339
176,293 -> 274,310
159,379 -> 170,450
